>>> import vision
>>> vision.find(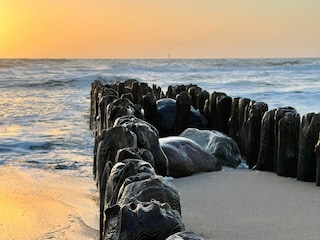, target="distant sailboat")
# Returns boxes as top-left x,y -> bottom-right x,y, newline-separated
168,52 -> 171,59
